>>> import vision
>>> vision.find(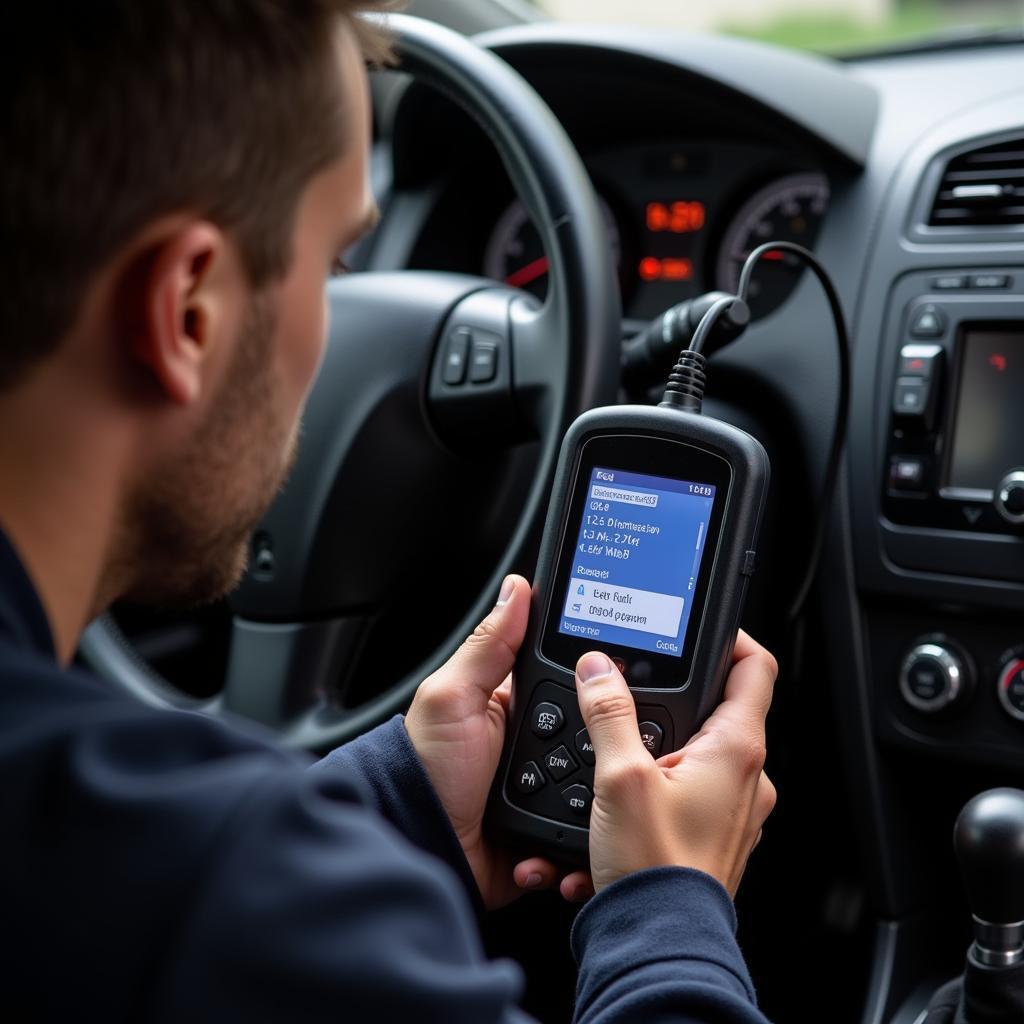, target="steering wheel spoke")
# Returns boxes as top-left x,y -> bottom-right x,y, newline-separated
221,615 -> 370,729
